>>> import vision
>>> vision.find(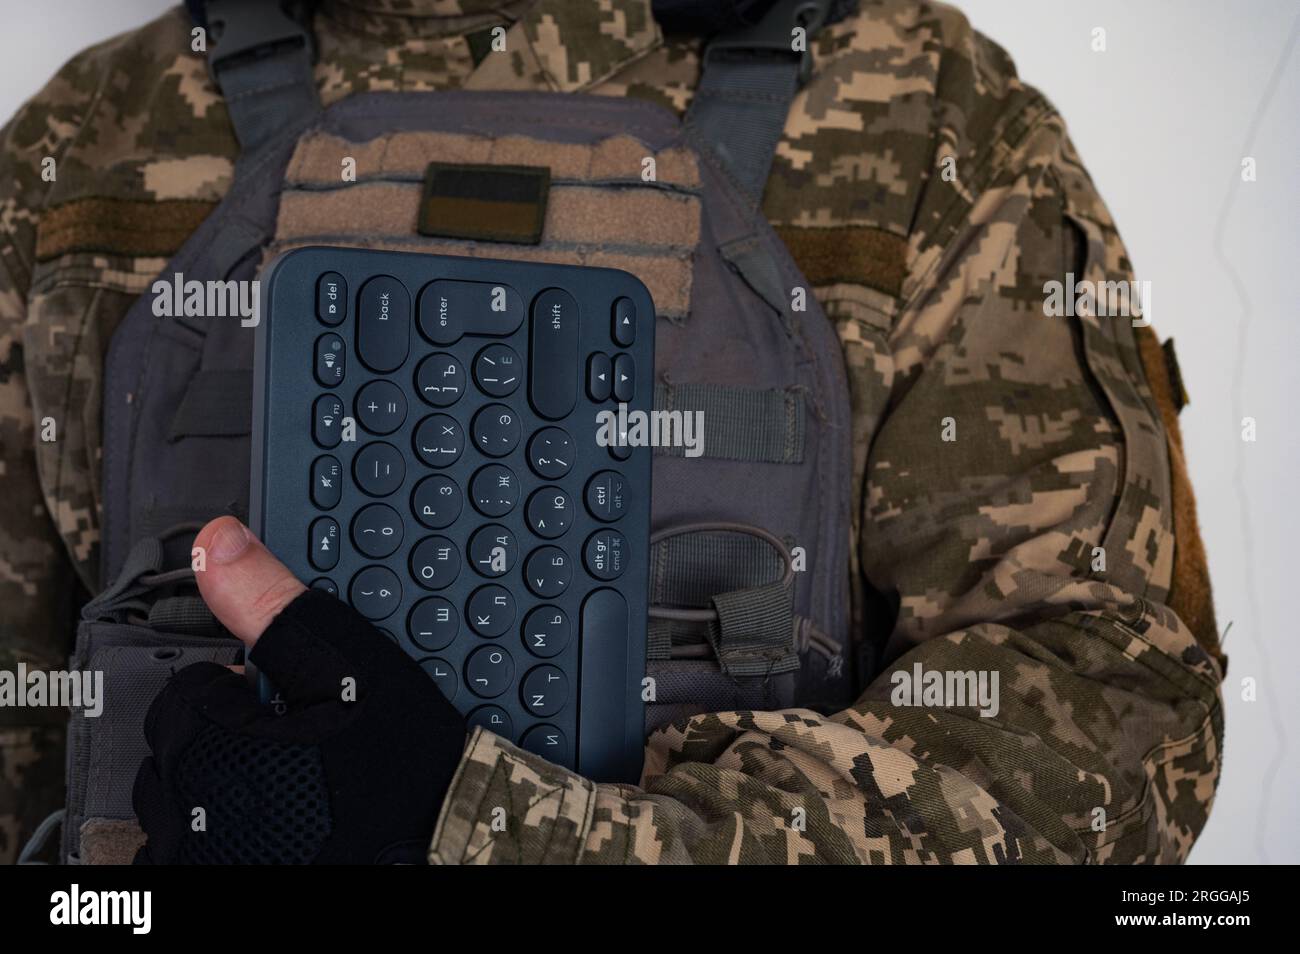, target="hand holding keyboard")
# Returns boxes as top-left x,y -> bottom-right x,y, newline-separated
251,247 -> 653,783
